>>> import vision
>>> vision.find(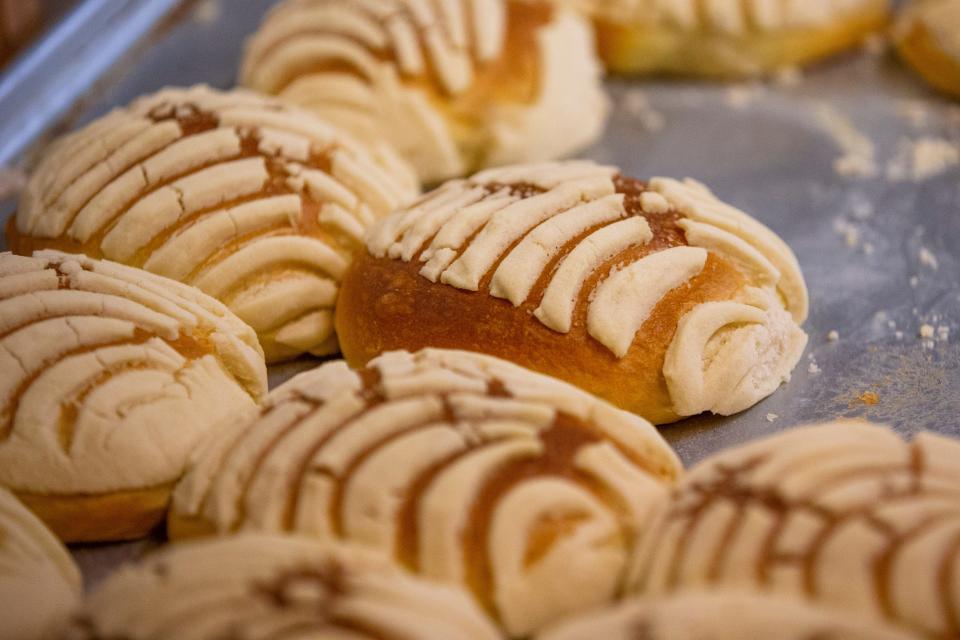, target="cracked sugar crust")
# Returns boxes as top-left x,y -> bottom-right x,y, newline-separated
344,160 -> 808,424
628,420 -> 960,639
584,0 -> 890,76
239,0 -> 609,183
0,251 -> 267,496
535,591 -> 918,640
170,348 -> 681,637
0,487 -> 81,640
65,534 -> 501,640
12,84 -> 420,362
